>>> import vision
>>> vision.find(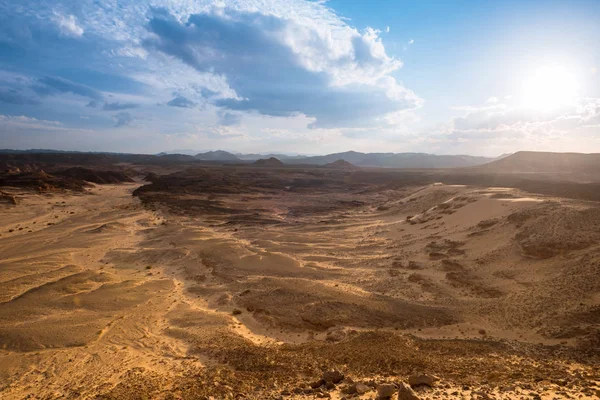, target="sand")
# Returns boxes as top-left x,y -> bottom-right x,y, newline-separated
0,176 -> 598,399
